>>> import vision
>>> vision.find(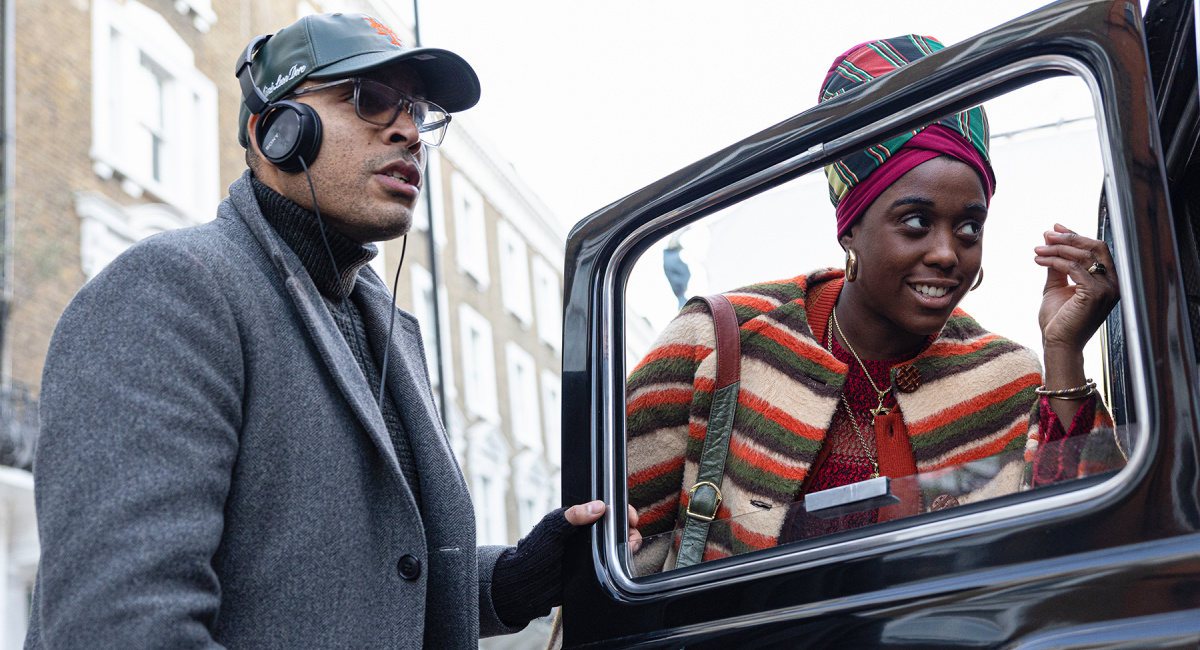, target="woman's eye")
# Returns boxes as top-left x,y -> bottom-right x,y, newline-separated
958,222 -> 982,236
901,215 -> 929,229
